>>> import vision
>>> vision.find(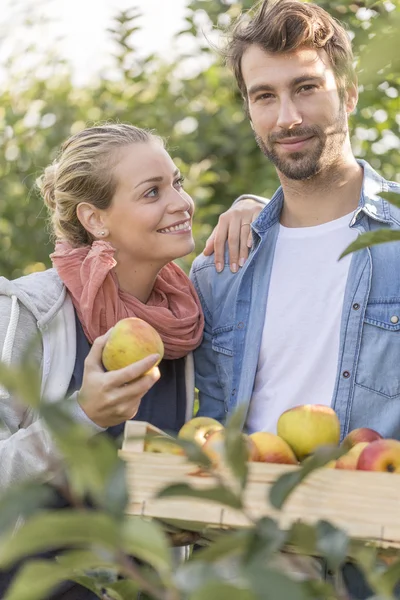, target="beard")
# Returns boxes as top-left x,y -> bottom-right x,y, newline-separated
255,104 -> 348,181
